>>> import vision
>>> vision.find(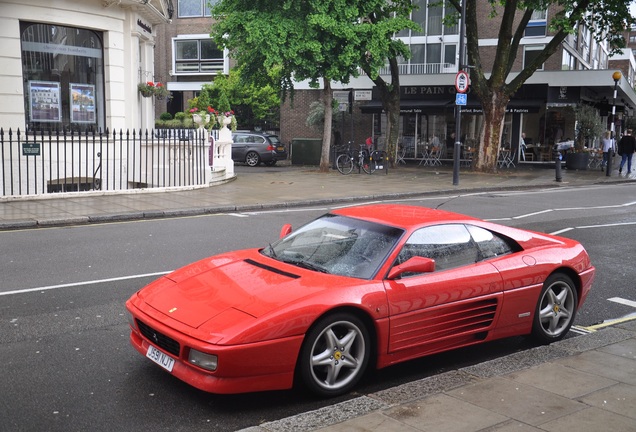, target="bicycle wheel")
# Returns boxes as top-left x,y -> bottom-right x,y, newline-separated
336,153 -> 354,175
361,151 -> 375,174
